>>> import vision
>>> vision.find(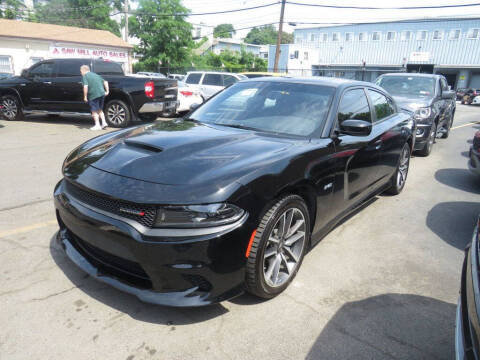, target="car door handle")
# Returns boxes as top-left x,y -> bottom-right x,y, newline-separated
43,81 -> 52,85
374,140 -> 382,150
77,82 -> 83,85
